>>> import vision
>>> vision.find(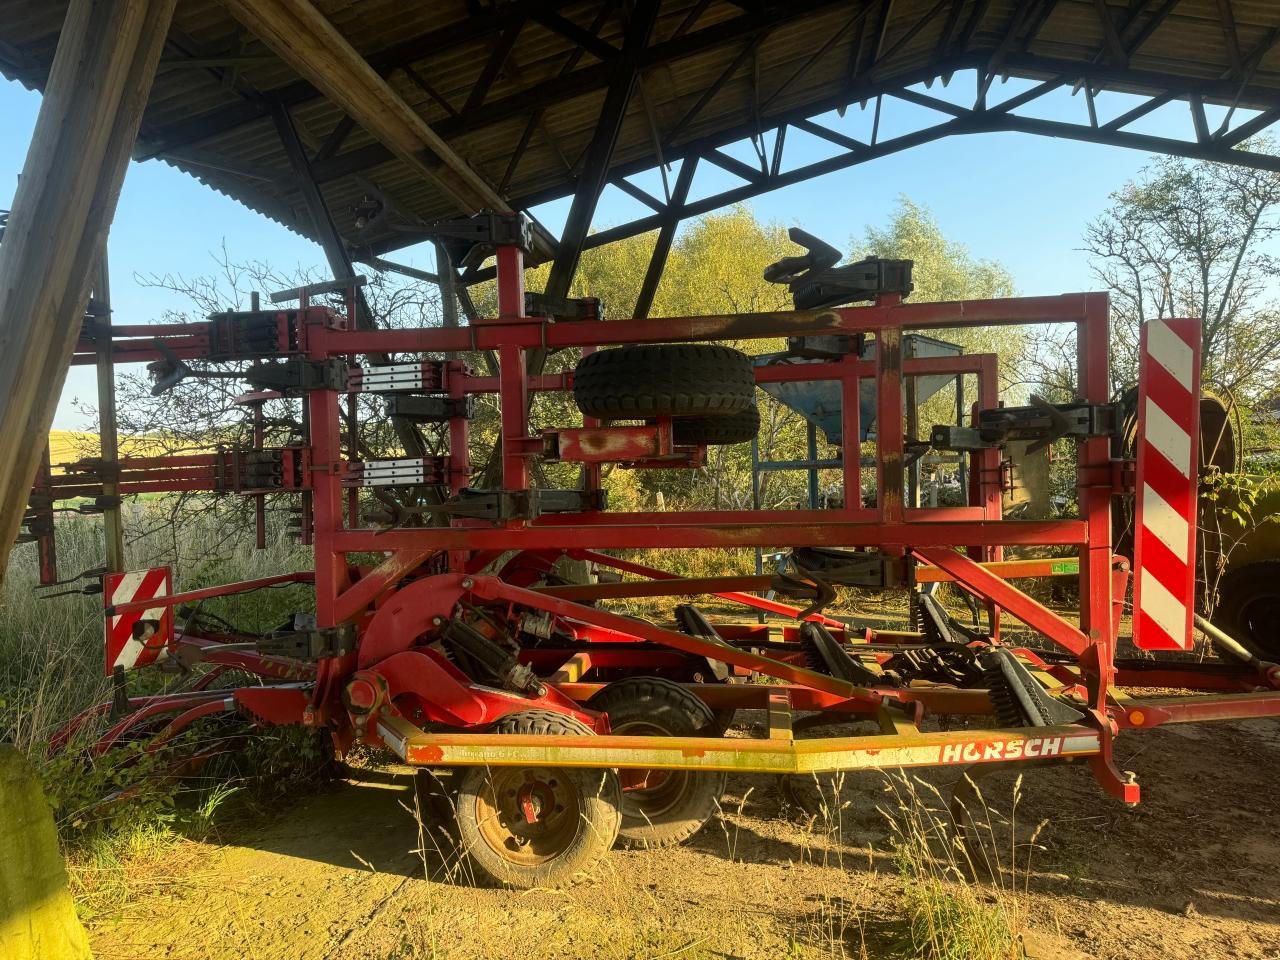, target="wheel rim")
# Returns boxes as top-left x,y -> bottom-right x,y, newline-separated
613,719 -> 691,820
474,767 -> 582,866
